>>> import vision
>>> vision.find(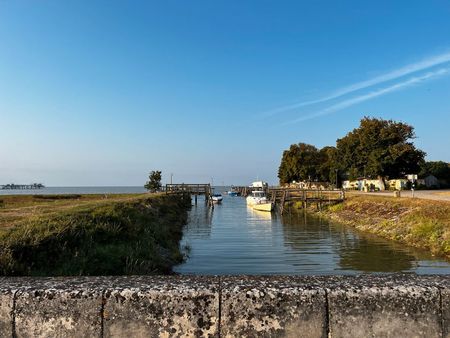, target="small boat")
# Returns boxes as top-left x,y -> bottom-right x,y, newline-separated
246,190 -> 273,212
227,185 -> 239,196
211,193 -> 223,203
